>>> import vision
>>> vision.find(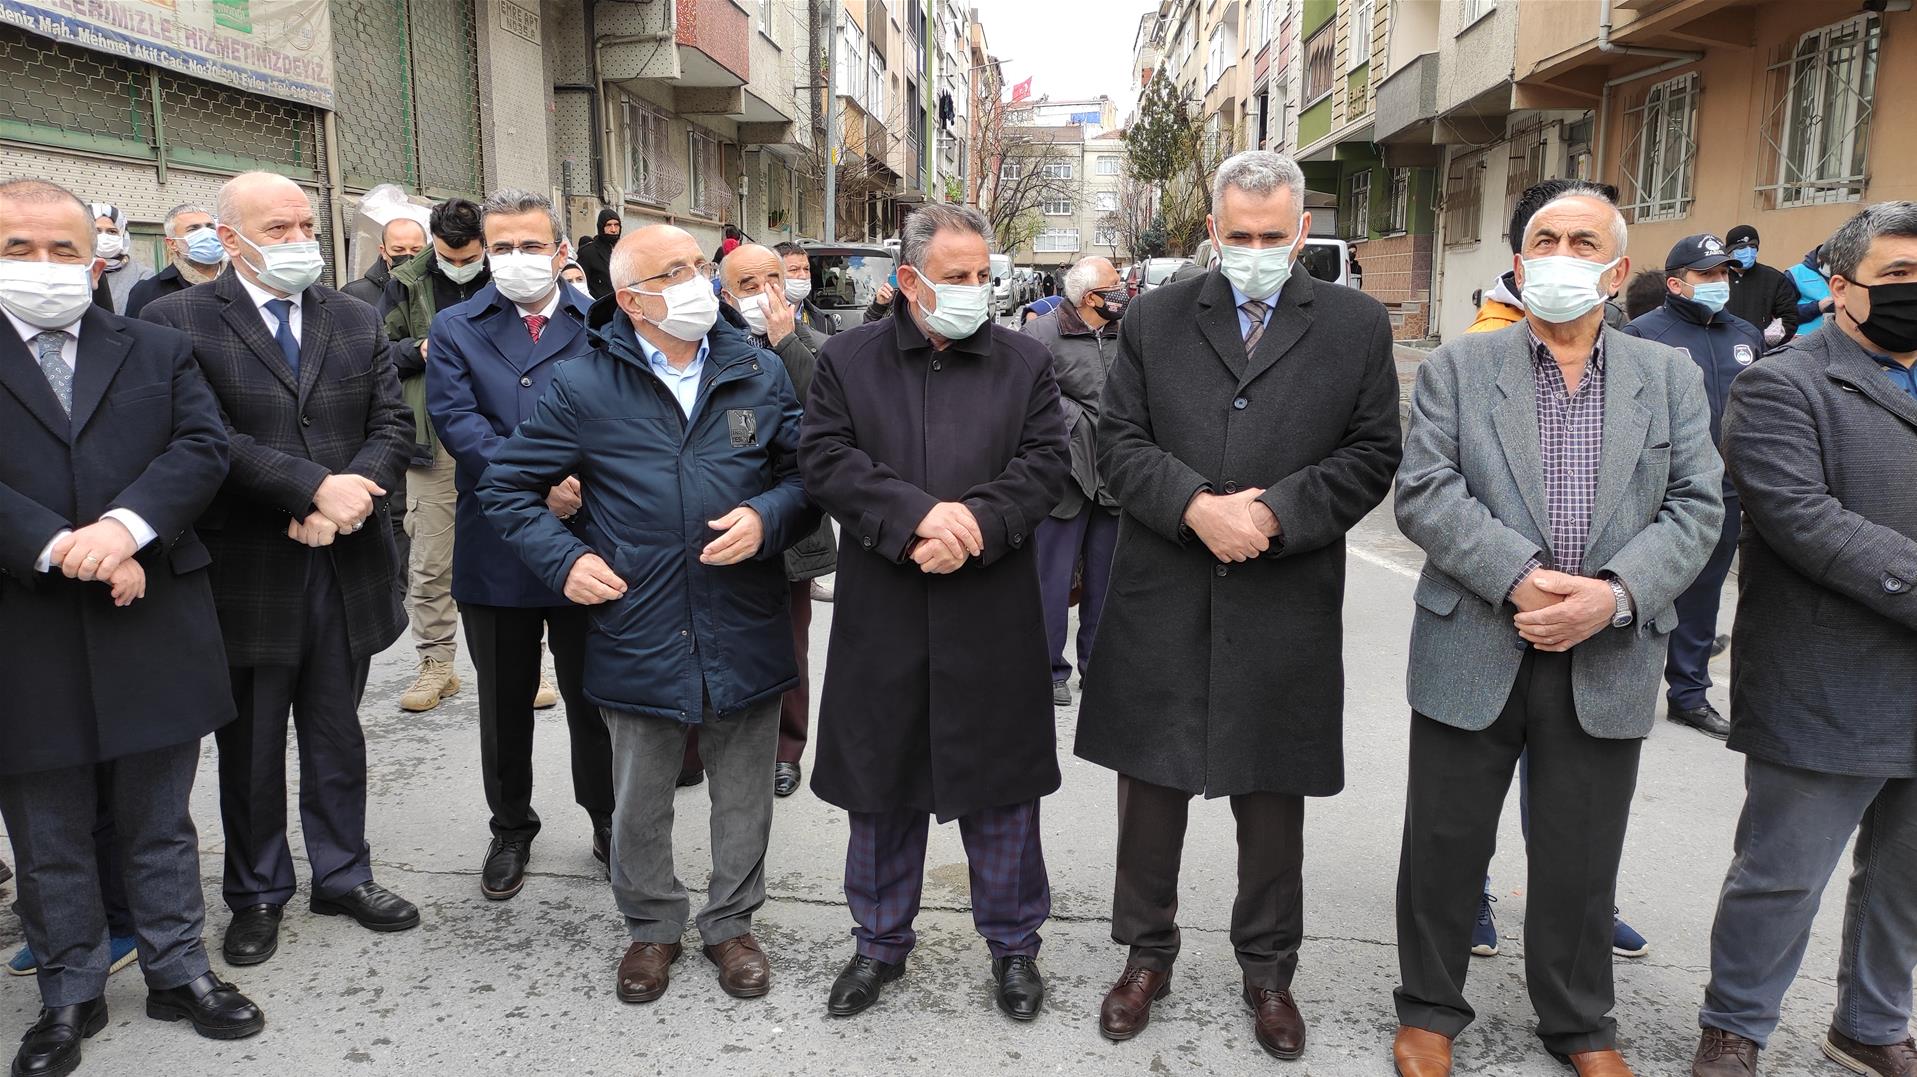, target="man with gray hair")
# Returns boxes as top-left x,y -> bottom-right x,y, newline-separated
1077,149 -> 1402,1059
1690,201 -> 1917,1077
125,203 -> 224,318
800,202 -> 1069,1022
1023,255 -> 1127,707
